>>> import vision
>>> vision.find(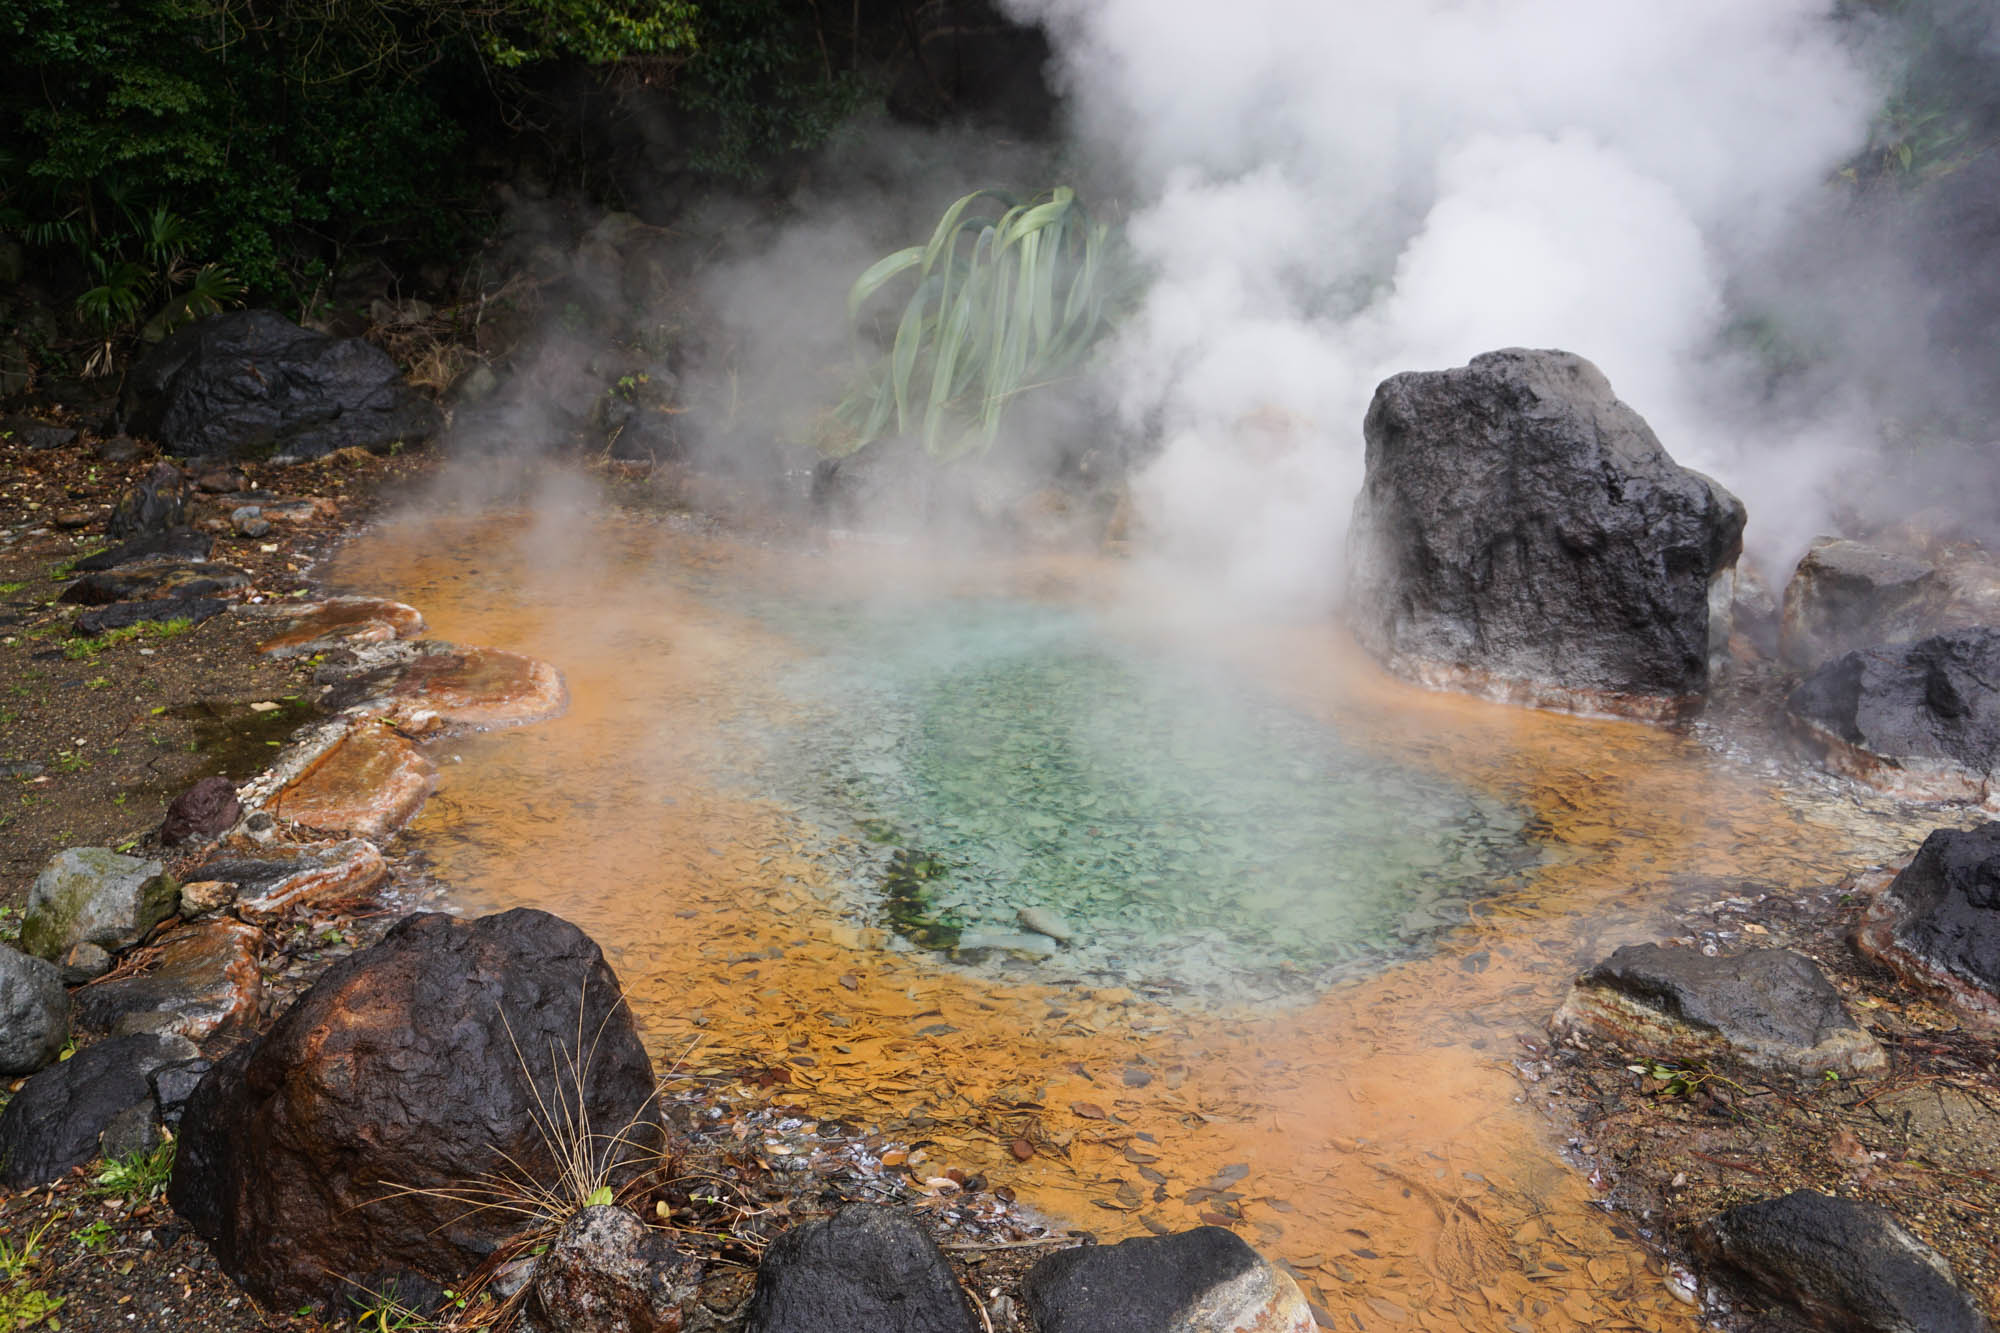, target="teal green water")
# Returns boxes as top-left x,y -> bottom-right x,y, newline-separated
743,598 -> 1535,996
